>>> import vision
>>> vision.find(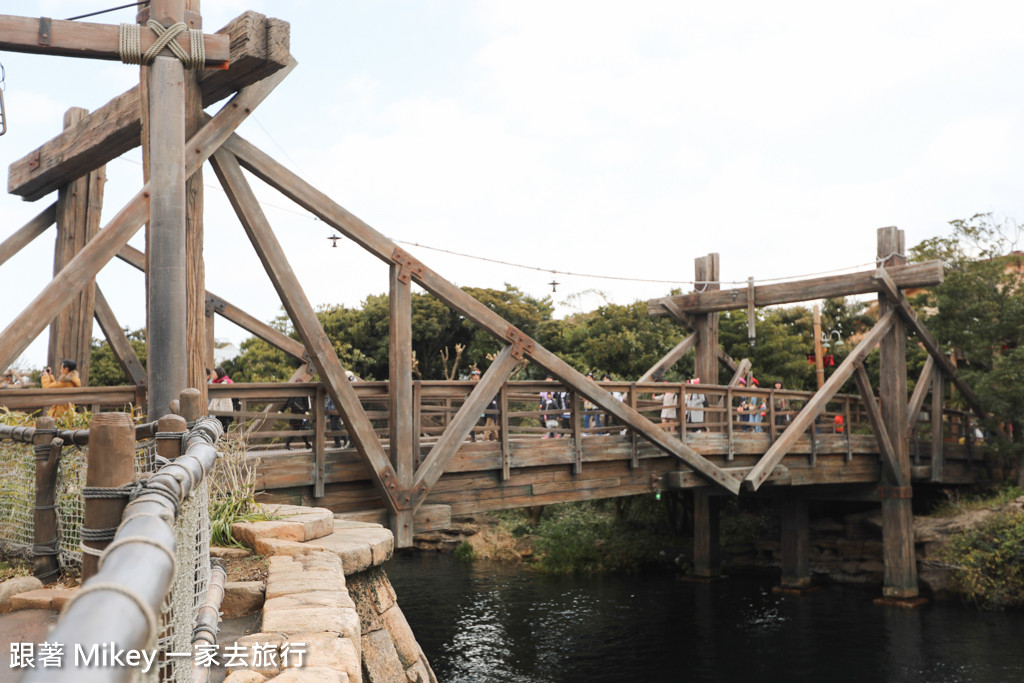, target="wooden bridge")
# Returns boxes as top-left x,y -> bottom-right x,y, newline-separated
0,4 -> 994,601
